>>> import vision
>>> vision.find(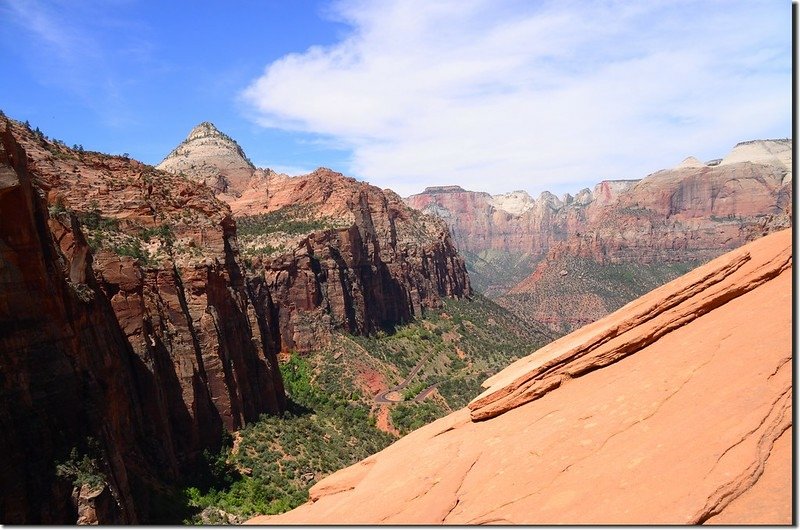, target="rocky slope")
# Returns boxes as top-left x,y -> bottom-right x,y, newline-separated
0,118 -> 285,523
501,142 -> 792,333
159,124 -> 471,353
247,228 -> 792,525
